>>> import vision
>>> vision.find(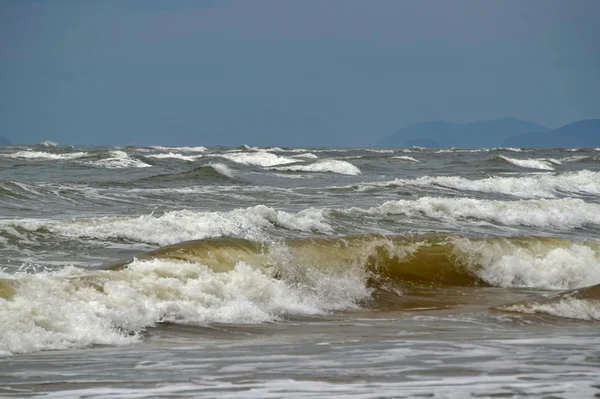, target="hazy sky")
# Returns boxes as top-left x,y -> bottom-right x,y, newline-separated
1,0 -> 598,146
